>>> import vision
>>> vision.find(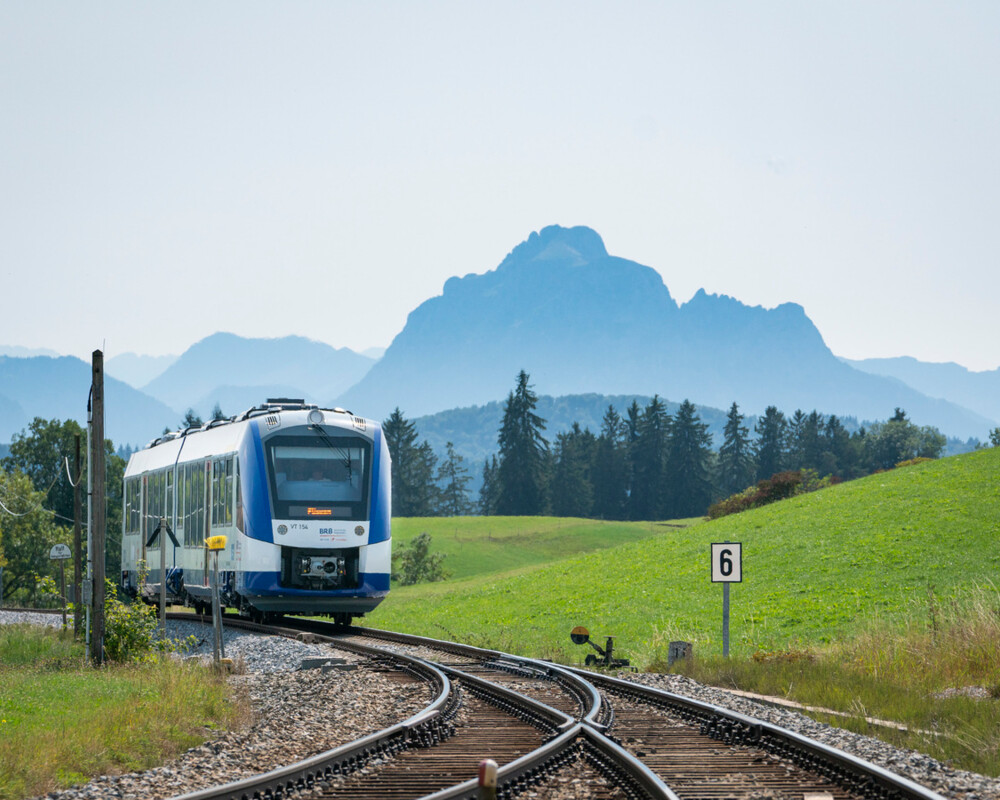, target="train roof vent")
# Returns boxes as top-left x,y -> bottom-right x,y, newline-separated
265,415 -> 280,428
265,397 -> 306,408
